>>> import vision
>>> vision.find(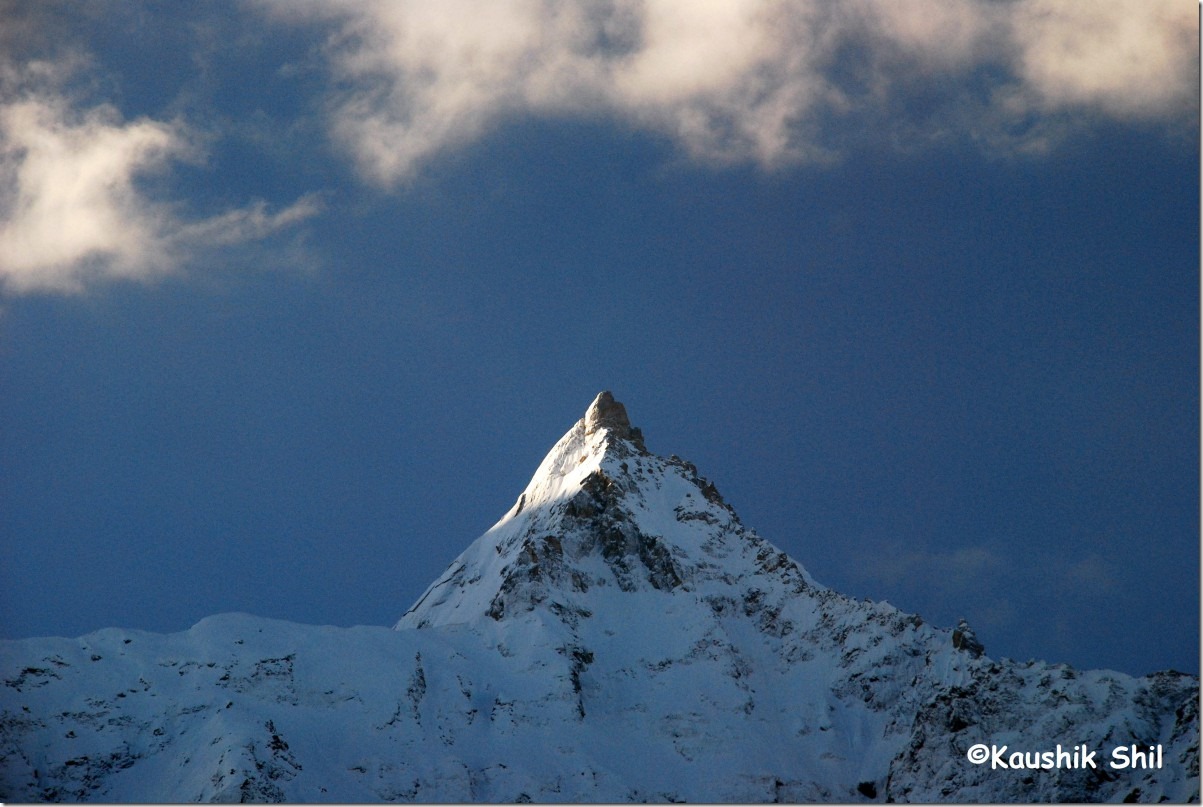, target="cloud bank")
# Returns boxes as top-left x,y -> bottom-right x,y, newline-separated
0,65 -> 319,295
263,0 -> 1198,186
3,1 -> 1192,290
